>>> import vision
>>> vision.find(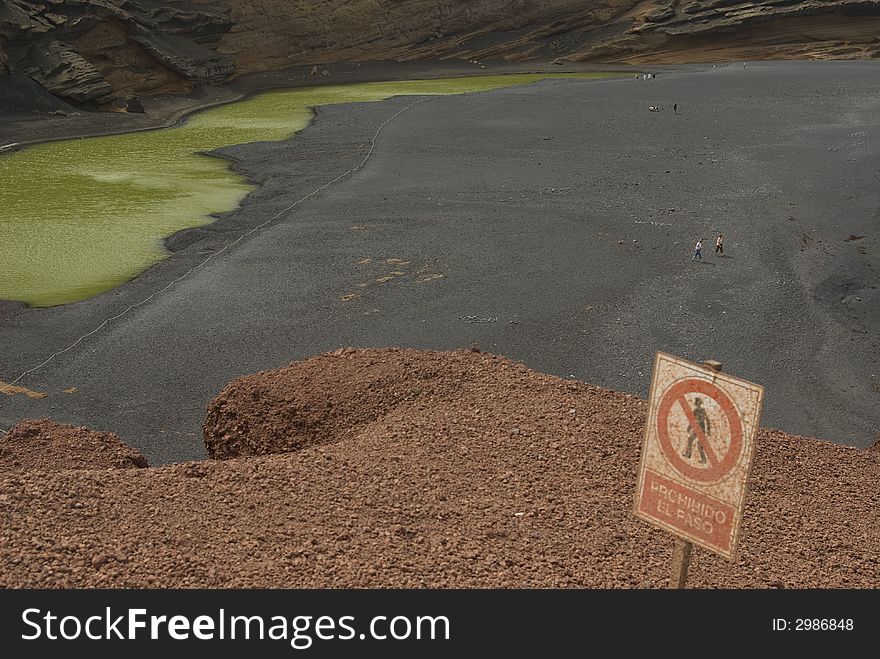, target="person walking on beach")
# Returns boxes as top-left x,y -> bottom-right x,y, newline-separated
714,234 -> 724,256
674,103 -> 678,113
692,238 -> 703,261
